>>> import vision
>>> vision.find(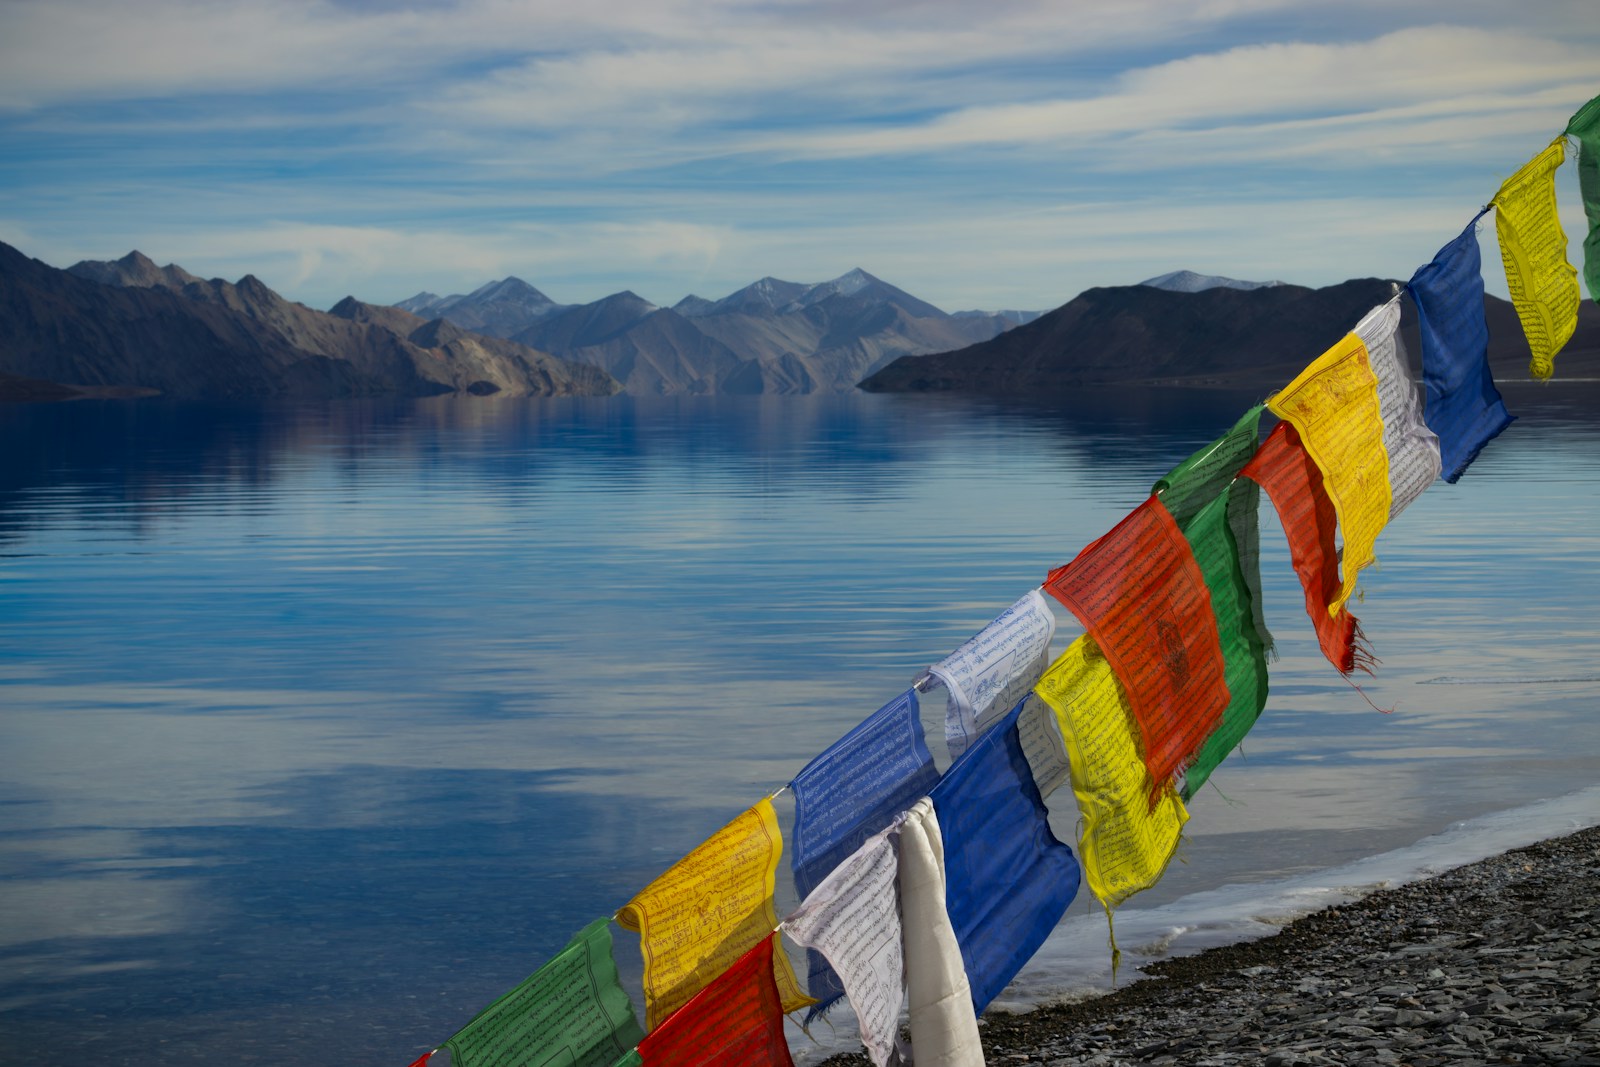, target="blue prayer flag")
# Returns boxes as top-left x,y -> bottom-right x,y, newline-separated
790,688 -> 939,1015
1407,210 -> 1515,483
929,699 -> 1081,1013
